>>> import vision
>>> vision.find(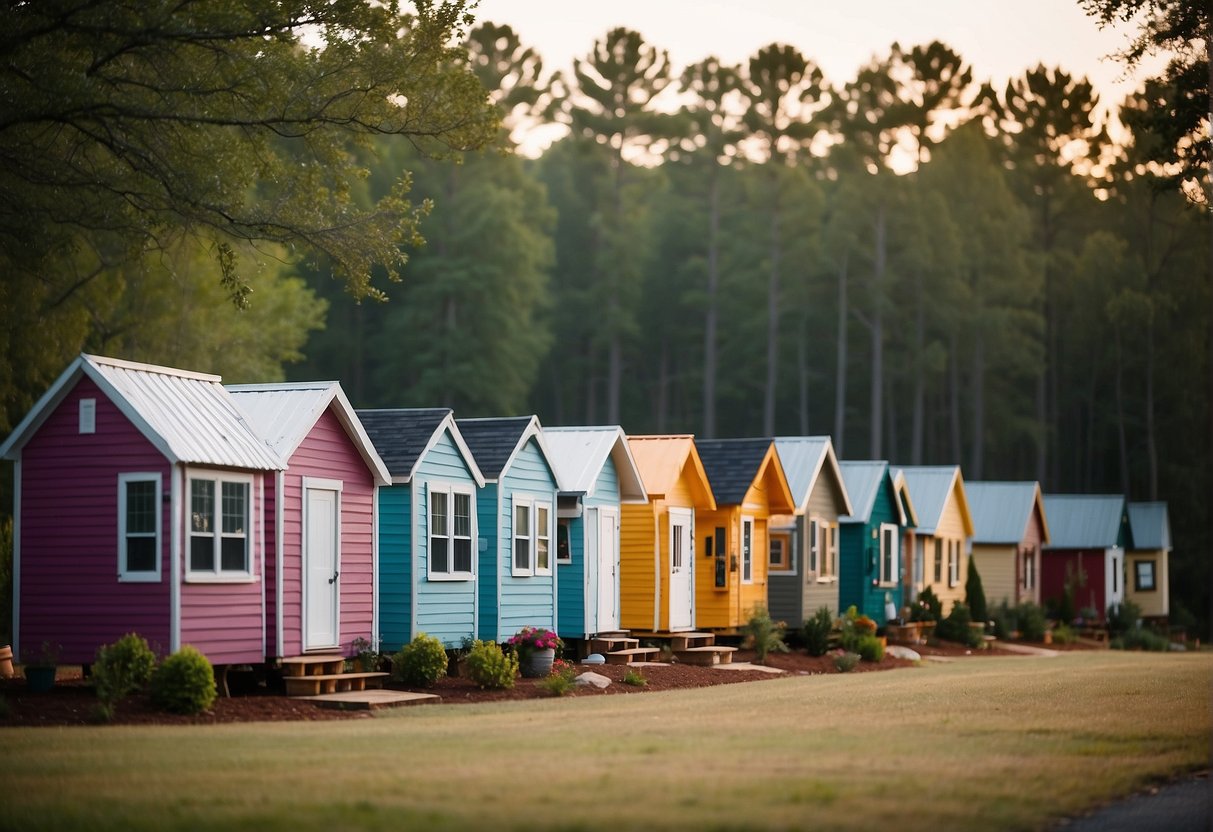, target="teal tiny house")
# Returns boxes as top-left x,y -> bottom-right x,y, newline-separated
543,427 -> 647,640
837,462 -> 917,622
458,416 -> 561,643
357,409 -> 485,650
